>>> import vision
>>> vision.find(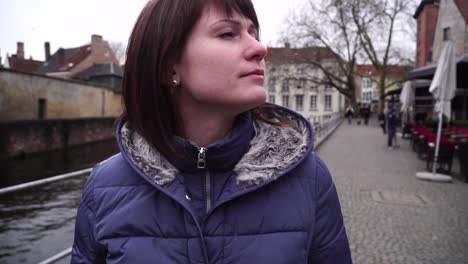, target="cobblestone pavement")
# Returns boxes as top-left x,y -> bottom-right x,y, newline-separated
316,118 -> 468,264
